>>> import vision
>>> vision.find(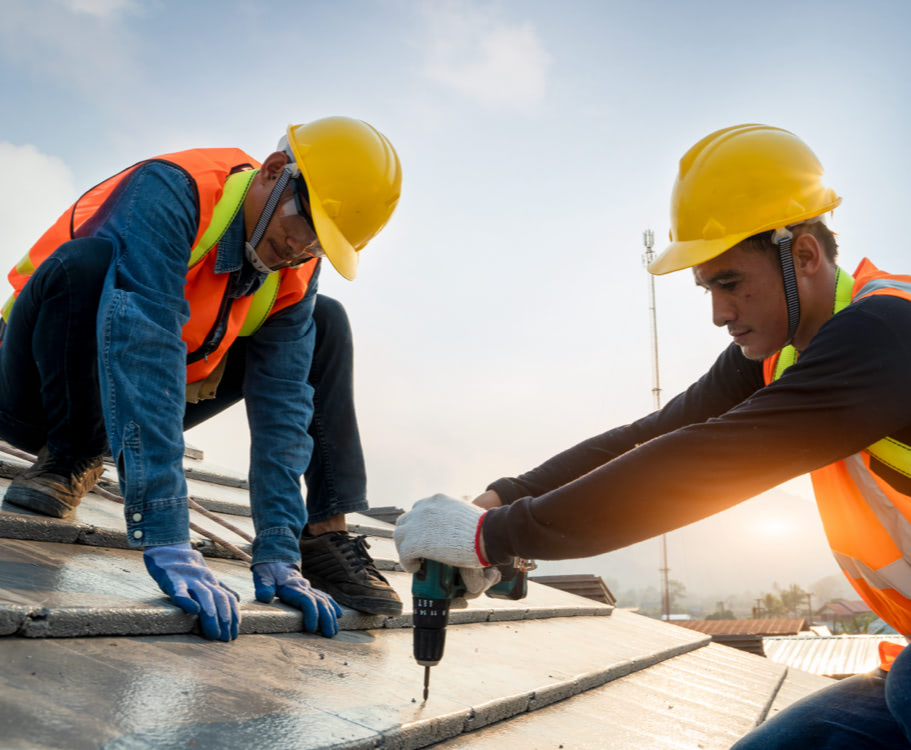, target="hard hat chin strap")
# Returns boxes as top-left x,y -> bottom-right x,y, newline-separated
244,241 -> 273,274
772,226 -> 800,345
245,166 -> 304,273
247,168 -> 292,254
